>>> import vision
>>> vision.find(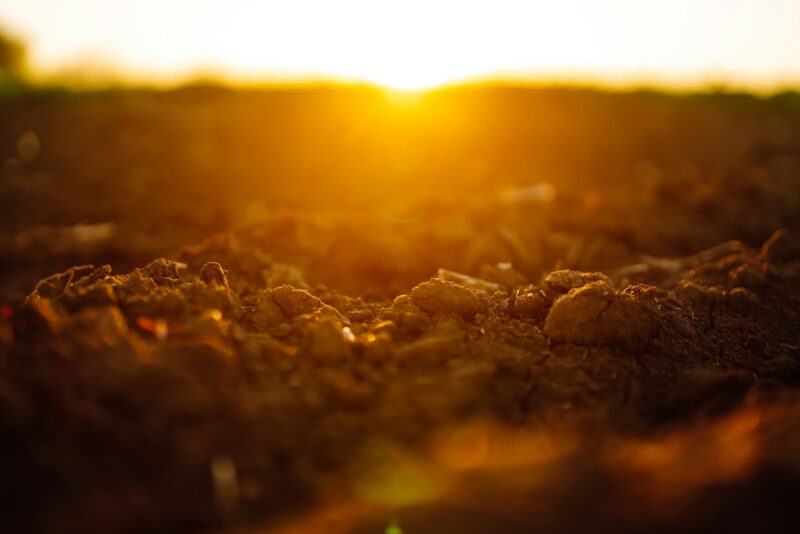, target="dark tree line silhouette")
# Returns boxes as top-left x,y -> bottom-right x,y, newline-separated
0,27 -> 26,79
